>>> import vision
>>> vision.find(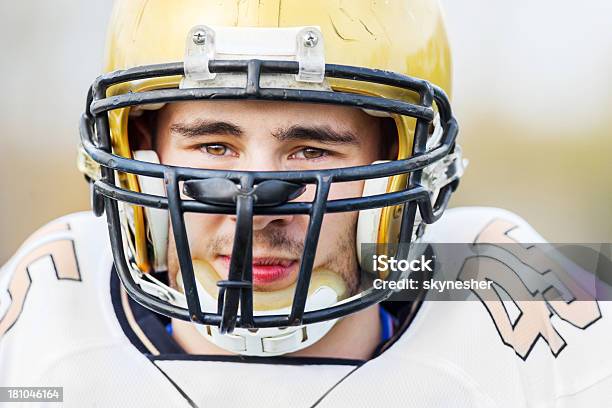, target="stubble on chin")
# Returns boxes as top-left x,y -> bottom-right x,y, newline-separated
322,220 -> 360,296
